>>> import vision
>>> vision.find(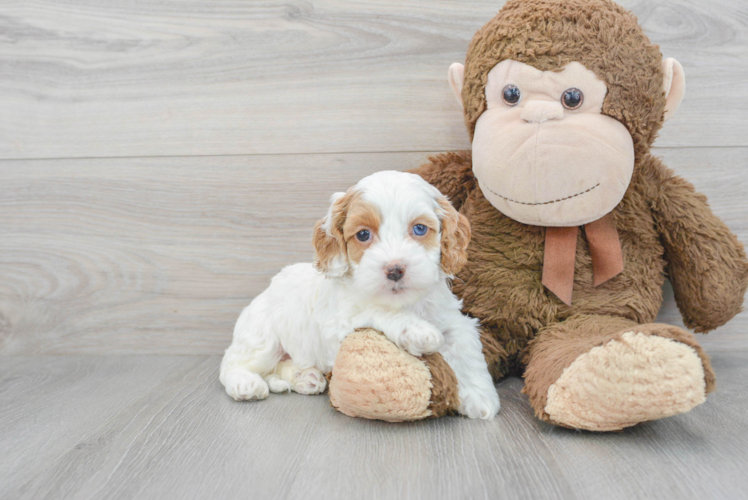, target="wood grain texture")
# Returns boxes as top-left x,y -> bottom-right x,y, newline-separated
2,2 -> 747,498
0,152 -> 422,354
0,353 -> 746,500
1,148 -> 746,355
1,0 -> 747,160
